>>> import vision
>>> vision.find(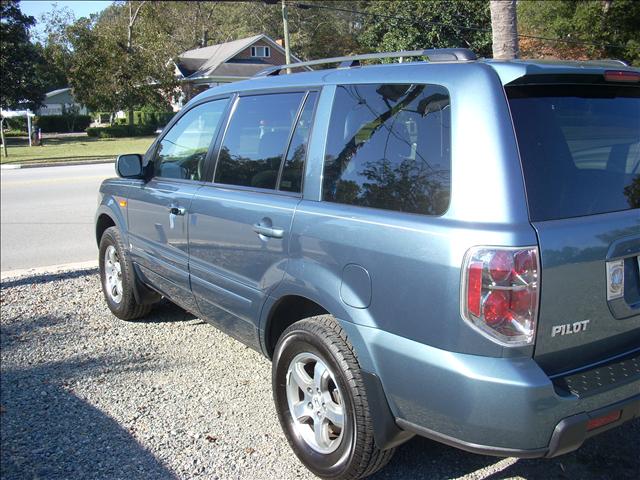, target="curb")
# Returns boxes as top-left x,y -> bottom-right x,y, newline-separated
1,158 -> 115,170
1,260 -> 98,281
